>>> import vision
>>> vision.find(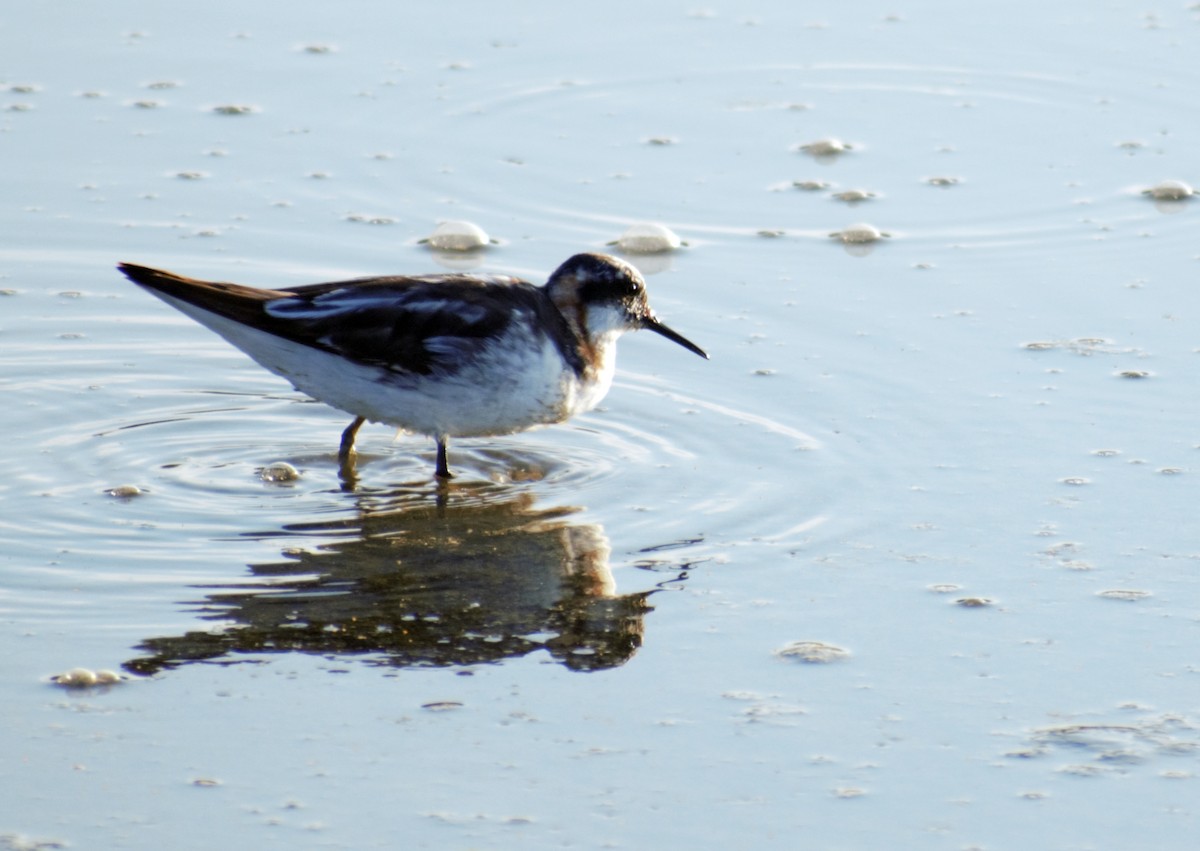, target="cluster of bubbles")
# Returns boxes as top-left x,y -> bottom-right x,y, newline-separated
51,667 -> 124,687
413,220 -> 685,275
